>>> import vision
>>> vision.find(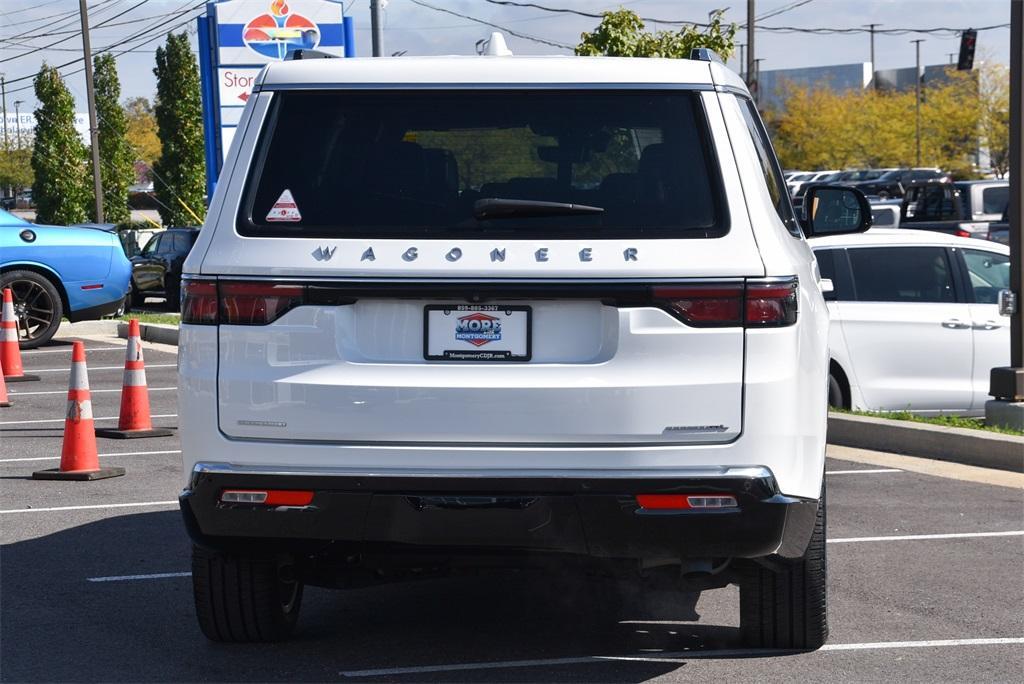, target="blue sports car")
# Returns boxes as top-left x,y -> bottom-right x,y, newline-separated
1,209 -> 131,348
